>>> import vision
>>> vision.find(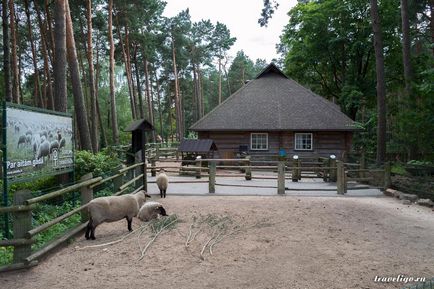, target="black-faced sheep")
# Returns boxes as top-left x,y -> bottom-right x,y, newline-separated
85,190 -> 150,240
156,169 -> 168,198
137,201 -> 167,222
49,140 -> 59,154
